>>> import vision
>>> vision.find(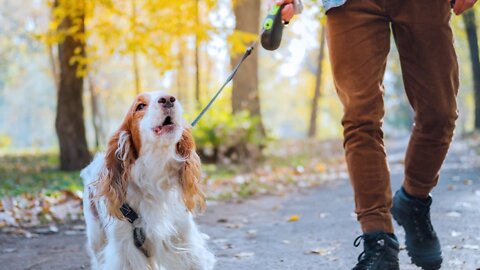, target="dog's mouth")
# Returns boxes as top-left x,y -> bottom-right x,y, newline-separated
153,116 -> 175,135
